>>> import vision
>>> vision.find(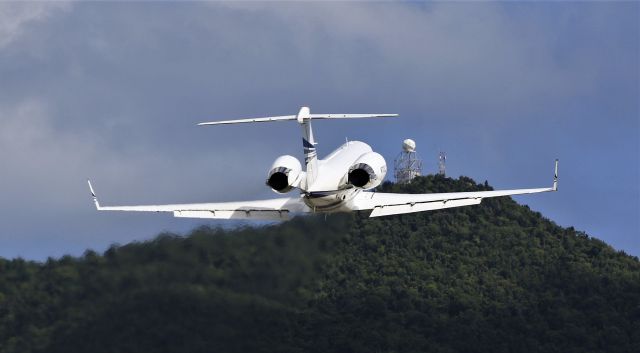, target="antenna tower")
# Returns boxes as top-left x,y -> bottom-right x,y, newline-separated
394,139 -> 423,184
438,151 -> 446,176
